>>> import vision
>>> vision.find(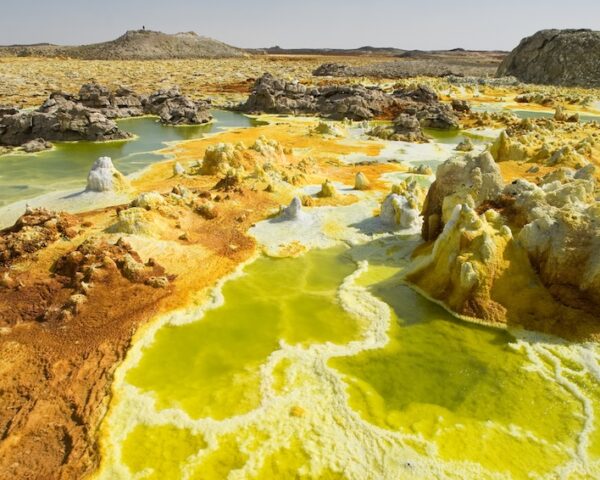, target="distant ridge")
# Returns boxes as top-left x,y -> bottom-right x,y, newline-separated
0,30 -> 244,59
249,45 -> 406,56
